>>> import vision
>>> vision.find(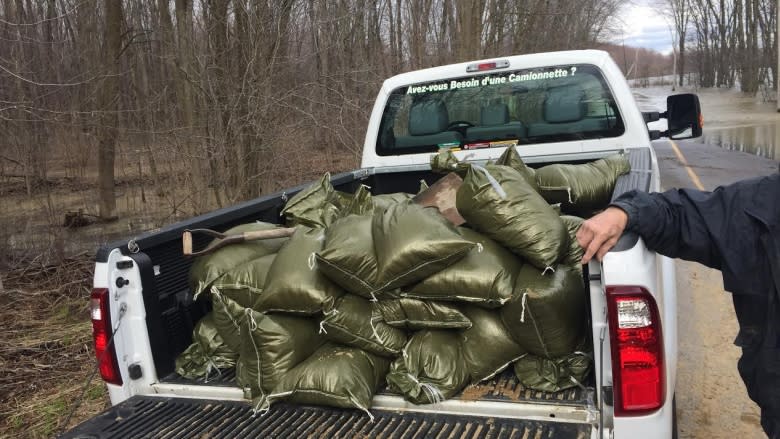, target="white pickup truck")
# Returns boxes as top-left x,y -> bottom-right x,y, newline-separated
66,50 -> 702,439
